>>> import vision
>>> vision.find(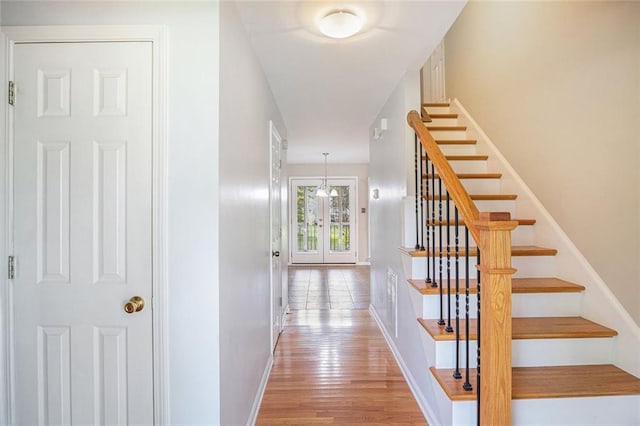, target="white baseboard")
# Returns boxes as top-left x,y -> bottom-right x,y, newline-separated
246,354 -> 274,426
369,305 -> 439,426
